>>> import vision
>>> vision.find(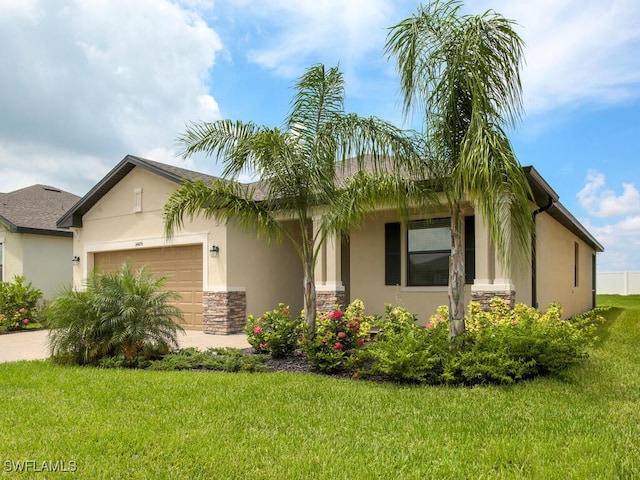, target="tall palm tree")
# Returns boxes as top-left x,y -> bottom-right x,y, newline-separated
164,64 -> 421,331
386,0 -> 534,337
